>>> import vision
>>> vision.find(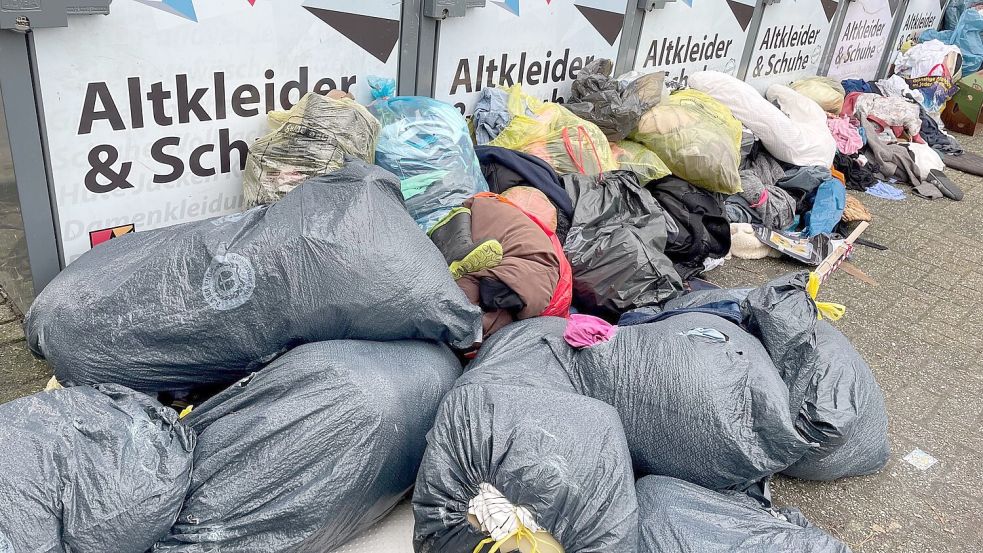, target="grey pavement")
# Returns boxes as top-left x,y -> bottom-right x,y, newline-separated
1,138 -> 983,551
